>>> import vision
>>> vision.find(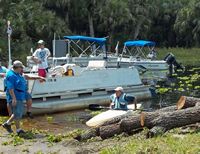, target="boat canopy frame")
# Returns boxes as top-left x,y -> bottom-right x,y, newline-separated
121,40 -> 156,59
63,36 -> 108,58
